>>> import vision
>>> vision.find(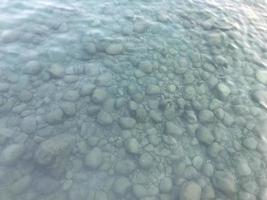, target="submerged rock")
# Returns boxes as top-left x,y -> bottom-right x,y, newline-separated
214,83 -> 230,100
105,43 -> 124,55
45,107 -> 64,125
119,117 -> 136,129
48,64 -> 65,78
159,177 -> 173,193
23,60 -> 42,75
1,143 -> 24,165
97,111 -> 113,126
196,126 -> 214,145
125,138 -> 140,154
256,70 -> 267,84
212,171 -> 237,197
112,176 -> 131,195
179,181 -> 202,200
251,90 -> 267,109
84,147 -> 103,169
